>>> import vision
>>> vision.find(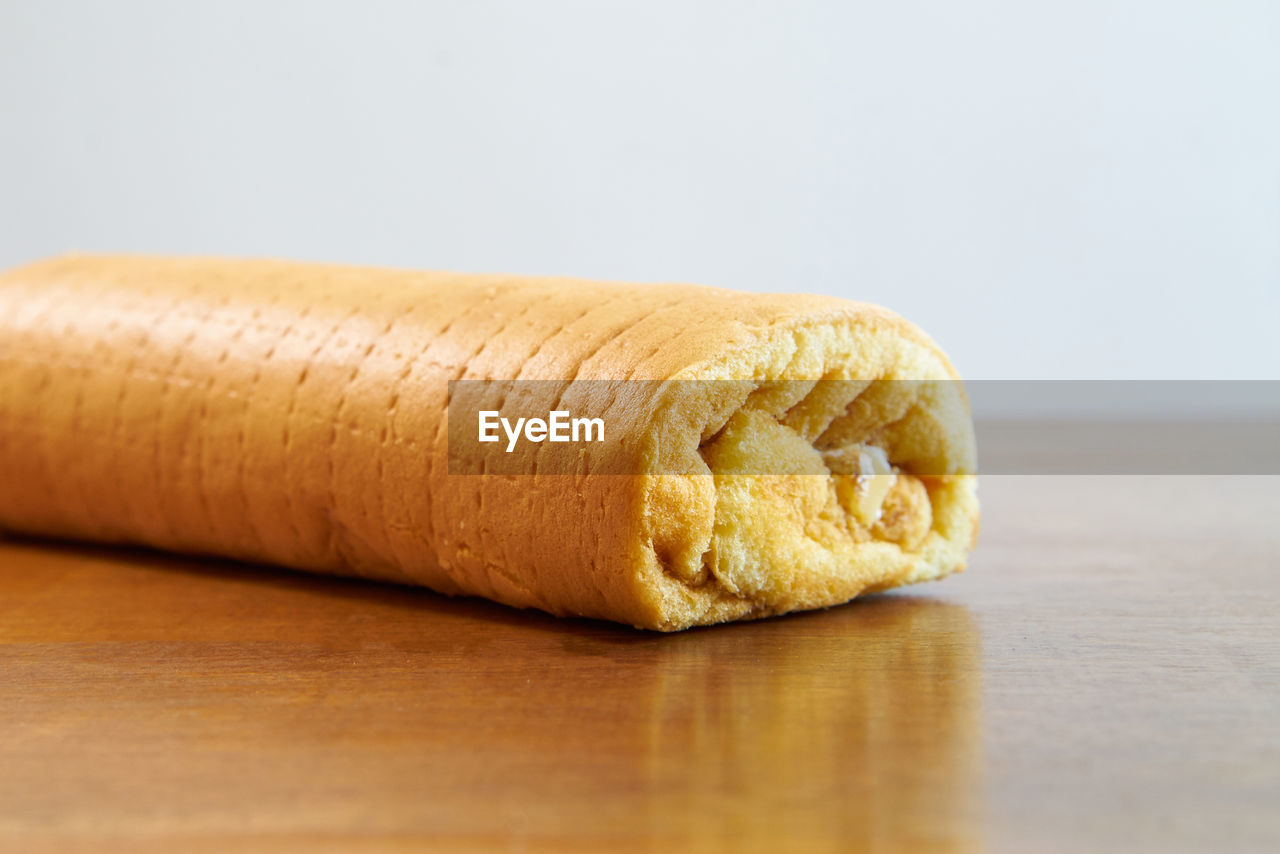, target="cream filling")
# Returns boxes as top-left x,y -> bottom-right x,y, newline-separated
820,443 -> 896,526
683,407 -> 935,601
